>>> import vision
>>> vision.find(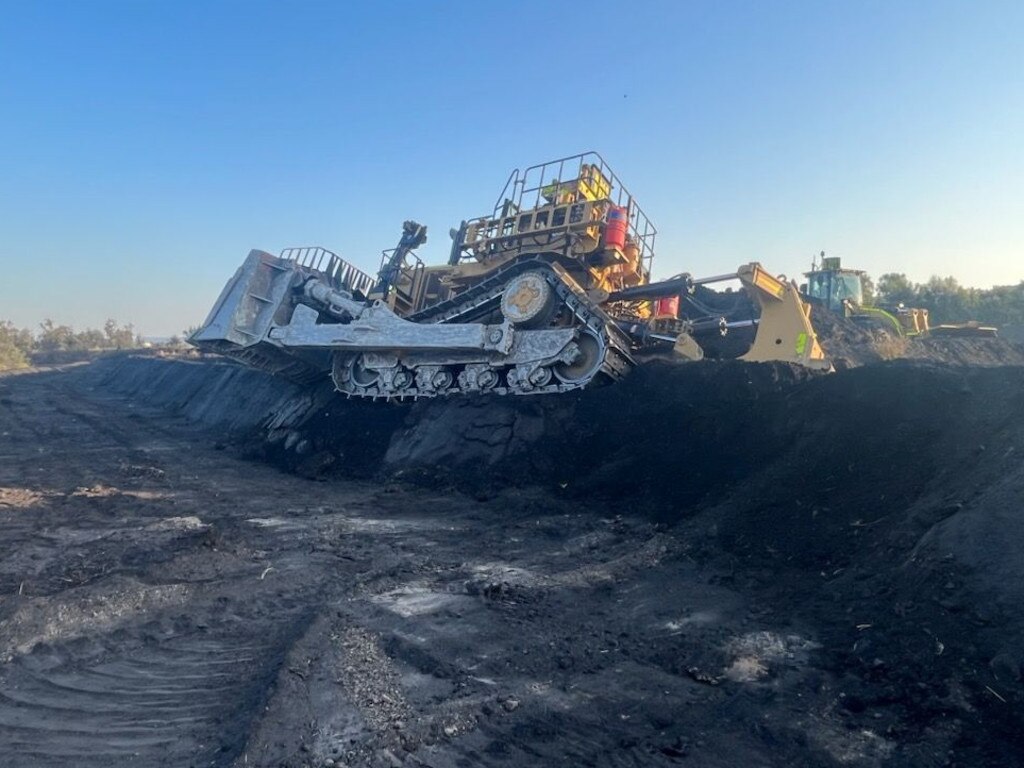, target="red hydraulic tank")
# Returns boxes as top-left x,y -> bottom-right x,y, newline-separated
655,296 -> 680,319
604,206 -> 628,249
